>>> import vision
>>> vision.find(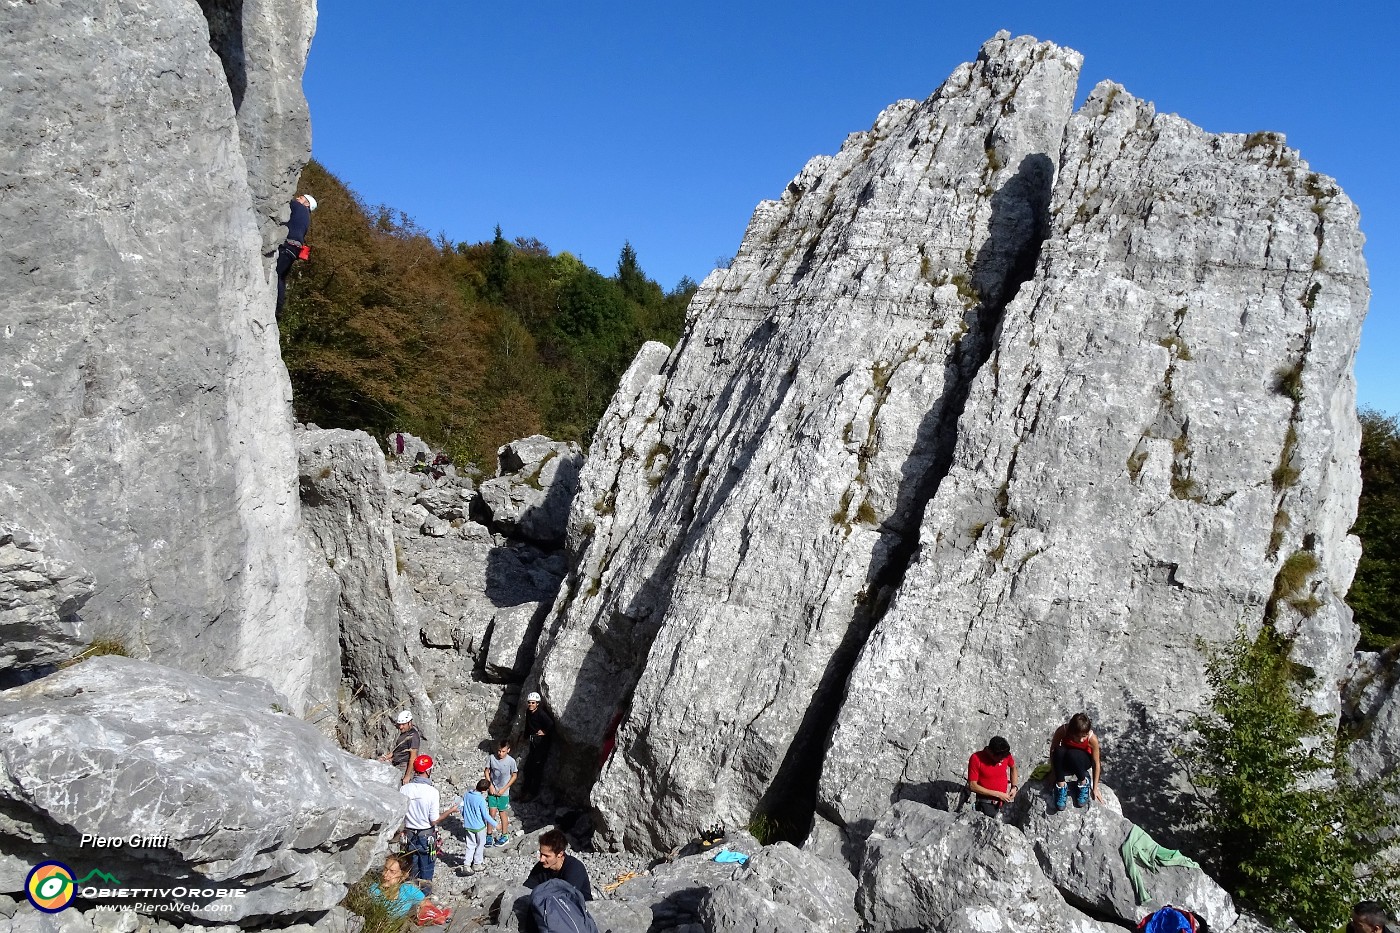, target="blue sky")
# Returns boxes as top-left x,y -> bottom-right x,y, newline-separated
305,1 -> 1398,414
